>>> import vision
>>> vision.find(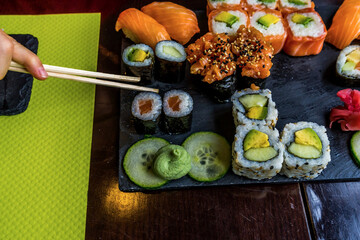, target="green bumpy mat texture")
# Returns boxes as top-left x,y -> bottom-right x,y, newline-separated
0,14 -> 101,240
